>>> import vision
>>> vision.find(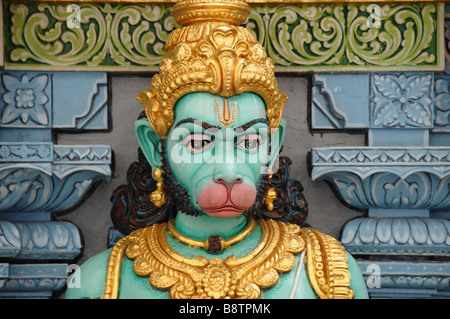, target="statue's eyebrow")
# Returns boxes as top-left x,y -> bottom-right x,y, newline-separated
233,118 -> 269,132
174,118 -> 220,131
